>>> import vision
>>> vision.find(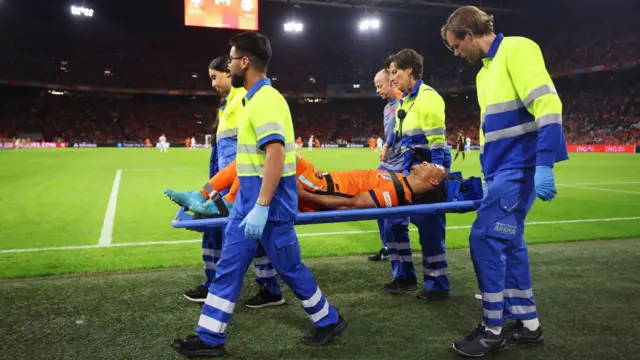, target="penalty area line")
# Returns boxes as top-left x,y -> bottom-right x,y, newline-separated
98,169 -> 122,246
1,216 -> 639,254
